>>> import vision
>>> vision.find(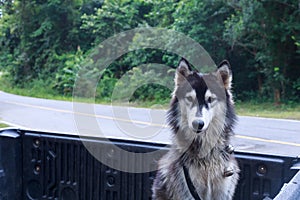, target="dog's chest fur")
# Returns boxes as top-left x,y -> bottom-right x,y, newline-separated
154,142 -> 239,200
187,155 -> 238,200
